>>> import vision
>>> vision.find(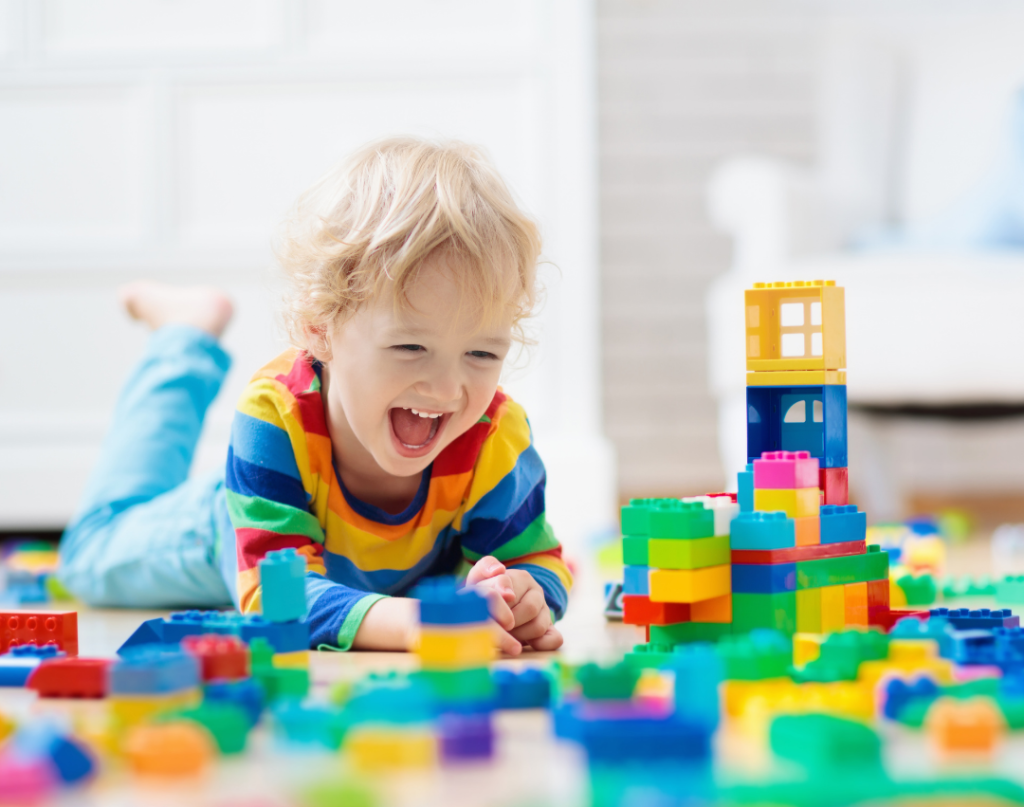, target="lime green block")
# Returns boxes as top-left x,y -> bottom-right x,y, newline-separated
649,621 -> 732,646
648,535 -> 730,570
623,535 -> 649,566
